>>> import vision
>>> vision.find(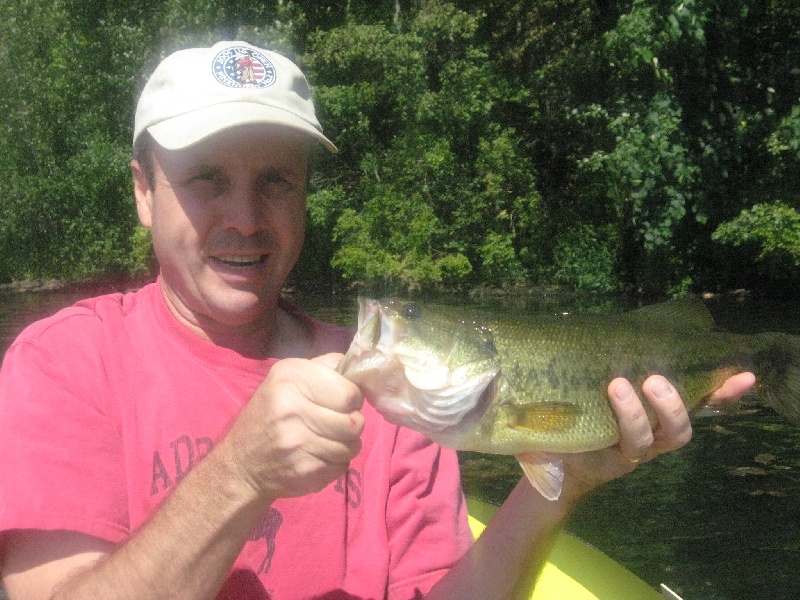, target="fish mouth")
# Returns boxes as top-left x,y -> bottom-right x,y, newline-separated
347,298 -> 501,432
336,298 -> 382,376
355,298 -> 381,347
352,299 -> 416,358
